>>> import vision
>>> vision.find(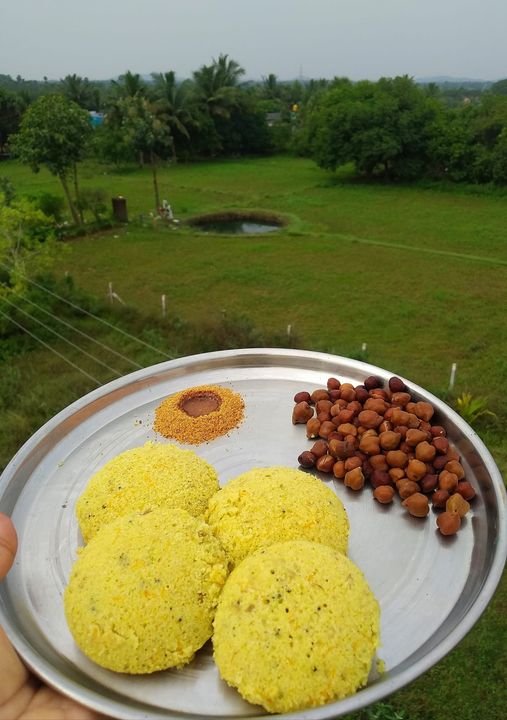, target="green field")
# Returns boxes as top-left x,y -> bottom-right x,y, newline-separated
1,156 -> 506,720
